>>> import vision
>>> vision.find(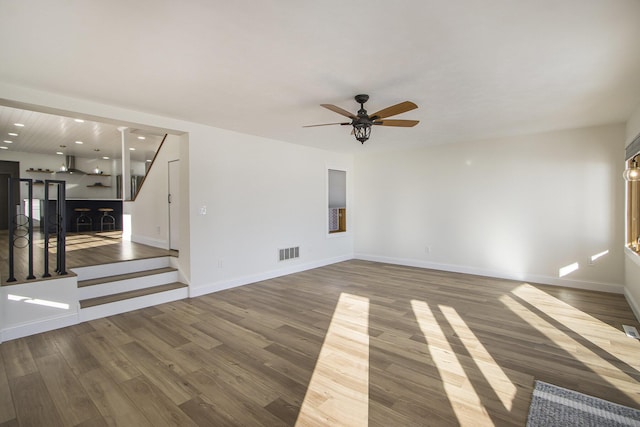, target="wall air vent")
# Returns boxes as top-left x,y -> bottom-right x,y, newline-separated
279,246 -> 300,261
